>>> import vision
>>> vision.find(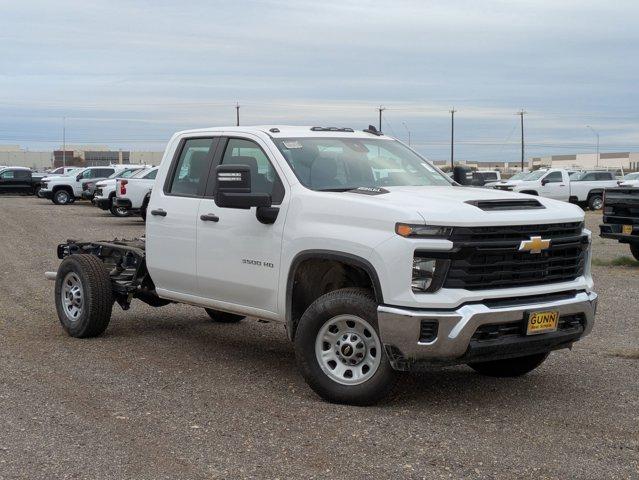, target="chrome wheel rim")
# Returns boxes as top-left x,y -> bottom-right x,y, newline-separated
315,314 -> 382,386
61,272 -> 83,322
56,191 -> 68,203
592,197 -> 603,210
115,206 -> 128,216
